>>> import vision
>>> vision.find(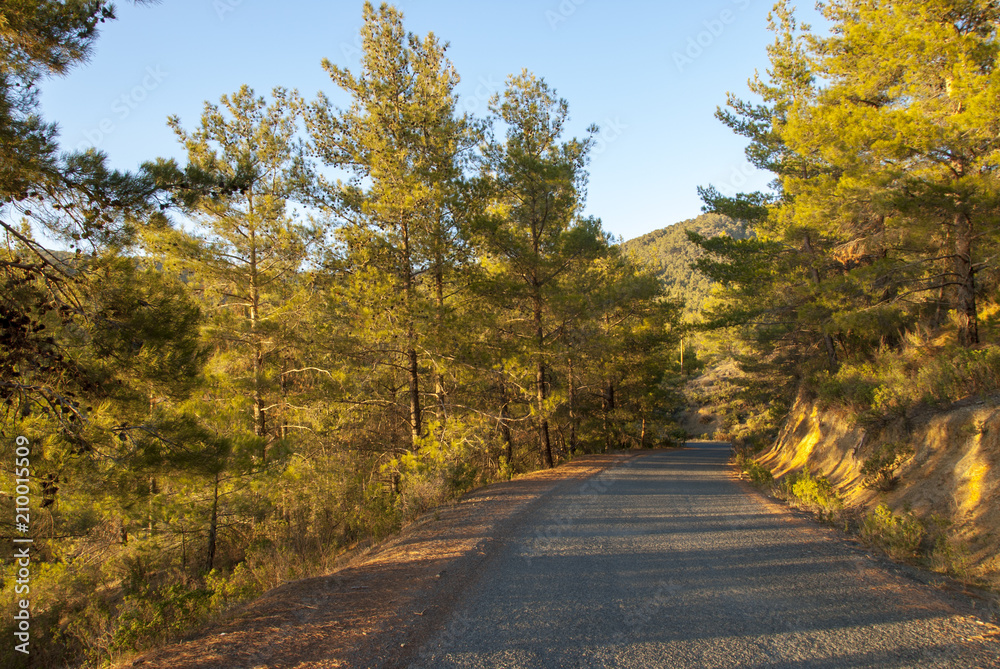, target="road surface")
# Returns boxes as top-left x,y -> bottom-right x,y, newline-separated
402,443 -> 999,668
